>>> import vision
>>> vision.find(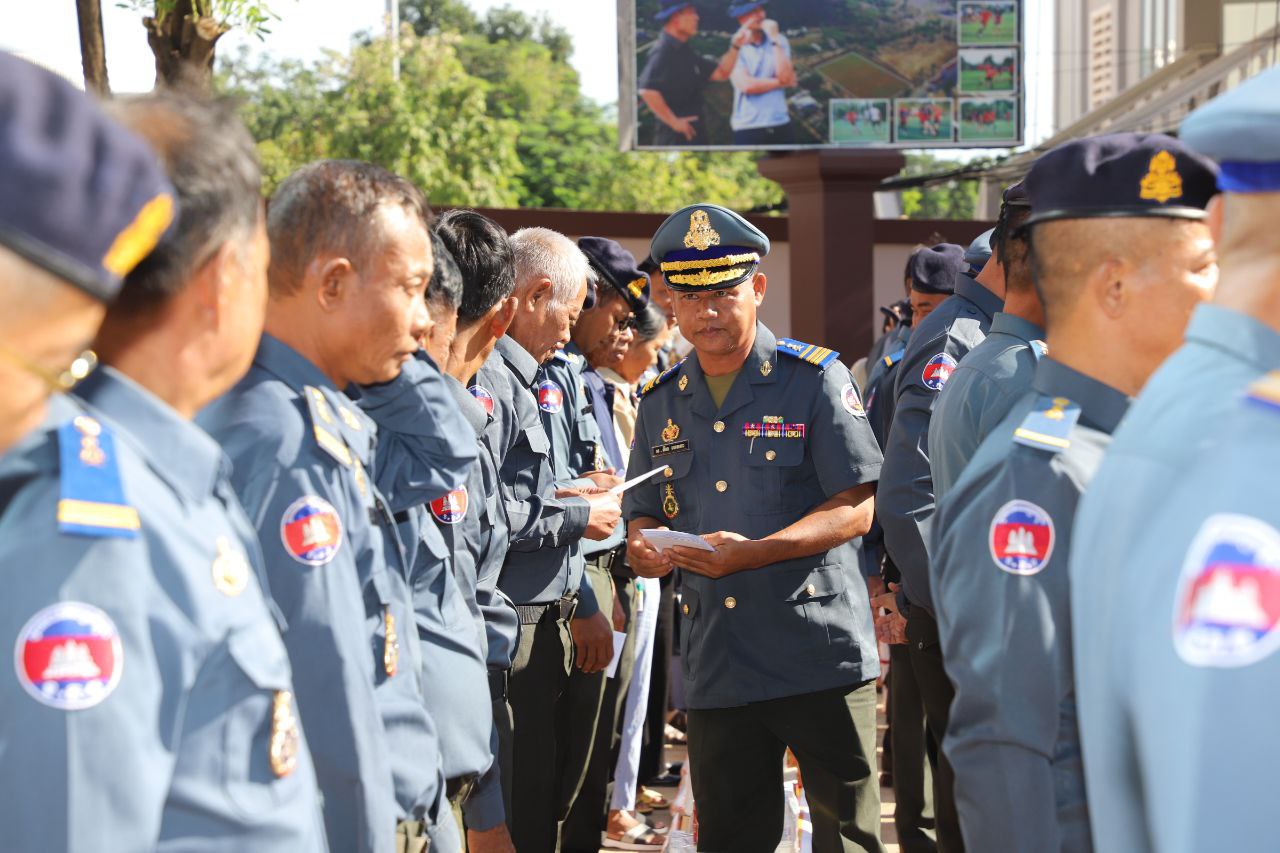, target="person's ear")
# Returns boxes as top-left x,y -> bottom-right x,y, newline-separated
312,256 -> 354,313
1205,194 -> 1224,245
1089,257 -> 1128,319
490,296 -> 518,338
752,272 -> 767,306
527,276 -> 553,309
